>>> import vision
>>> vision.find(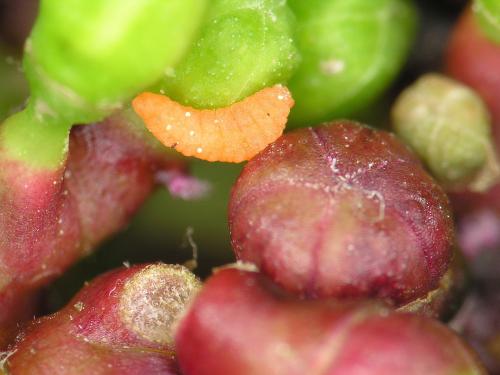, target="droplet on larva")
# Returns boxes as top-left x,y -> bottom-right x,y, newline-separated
166,124 -> 173,131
